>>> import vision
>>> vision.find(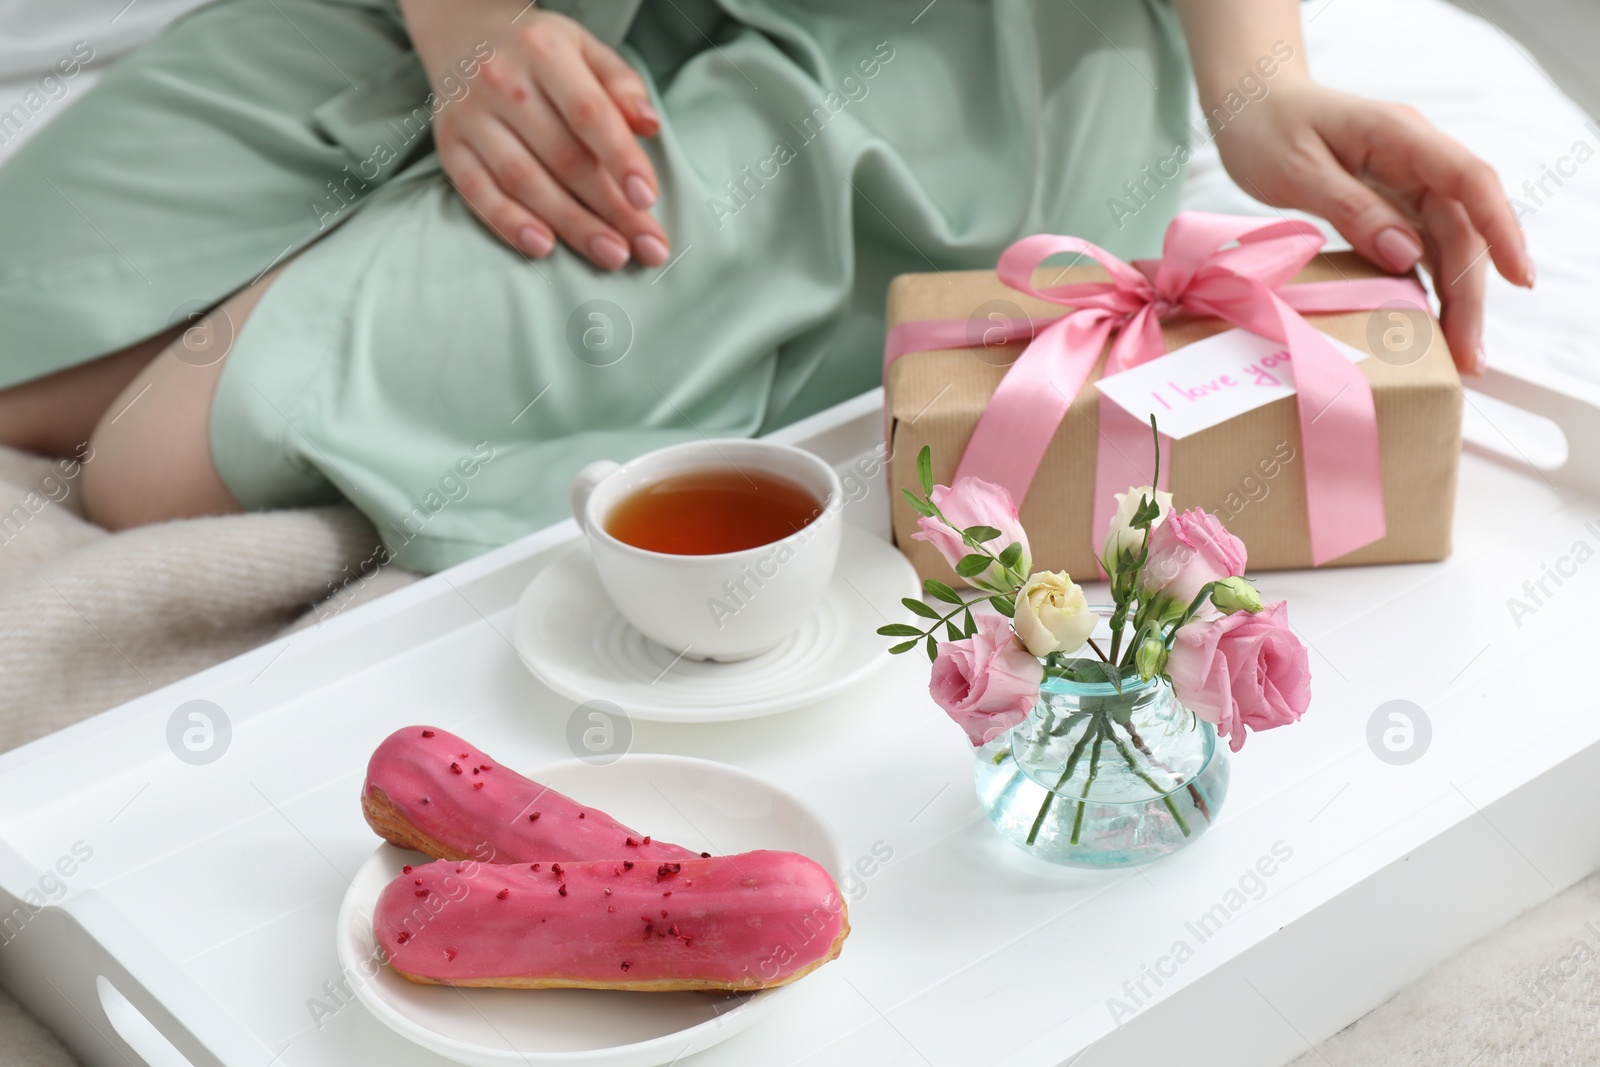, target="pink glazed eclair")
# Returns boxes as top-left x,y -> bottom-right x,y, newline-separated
363,726 -> 697,864
375,851 -> 849,991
